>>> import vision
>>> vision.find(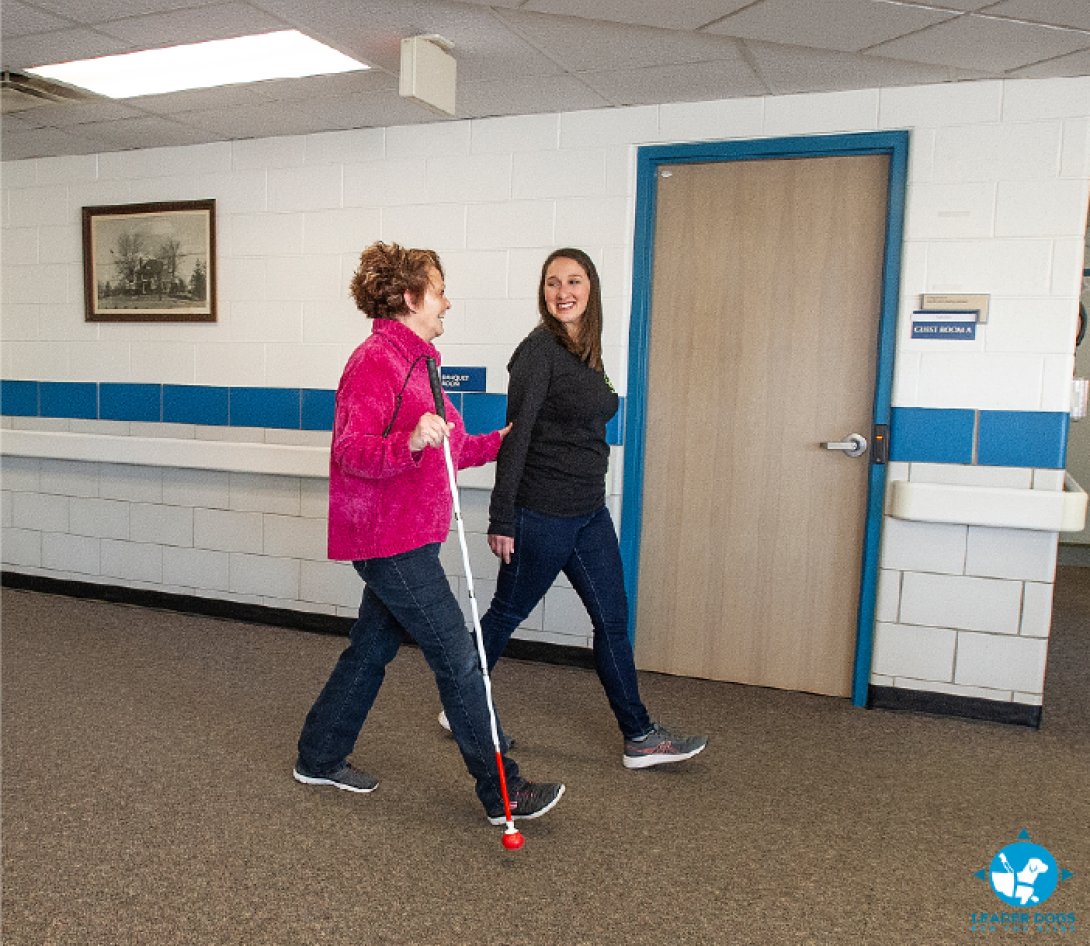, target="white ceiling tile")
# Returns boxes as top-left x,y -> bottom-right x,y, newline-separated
578,59 -> 767,106
984,0 -> 1090,32
2,27 -> 134,70
172,100 -> 346,138
95,3 -> 290,48
122,84 -> 277,115
243,0 -> 443,73
882,0 -> 1000,9
441,0 -> 533,8
2,0 -> 77,37
870,14 -> 1090,71
747,41 -> 974,95
0,109 -> 58,132
499,10 -> 748,72
279,90 -> 434,130
1,126 -> 107,160
400,7 -> 566,82
3,0 -> 1090,159
78,115 -> 225,150
1009,47 -> 1090,79
28,0 -> 225,23
521,0 -> 753,32
14,99 -> 148,127
256,71 -> 399,103
252,0 -> 558,77
703,0 -> 957,53
458,73 -> 609,118
443,36 -> 567,85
